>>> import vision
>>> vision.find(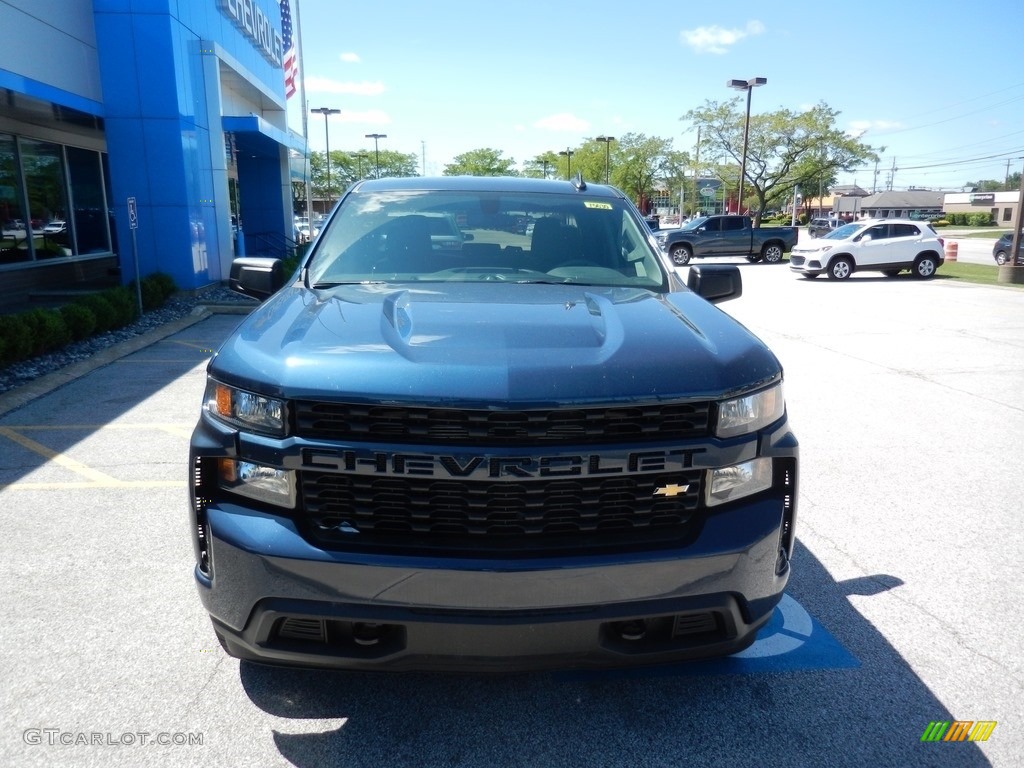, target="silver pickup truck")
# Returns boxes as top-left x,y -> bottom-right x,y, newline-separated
654,215 -> 799,266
